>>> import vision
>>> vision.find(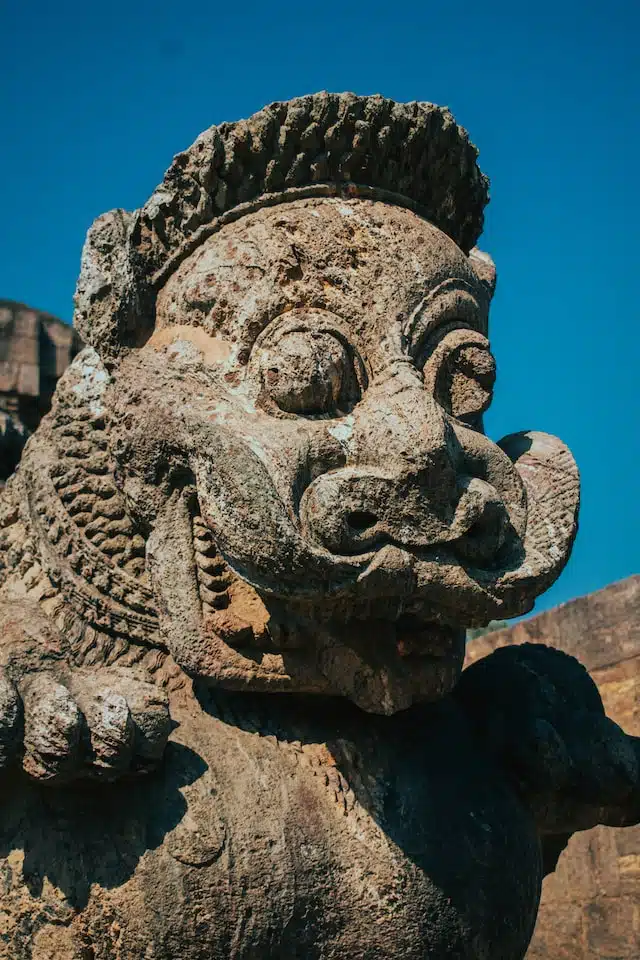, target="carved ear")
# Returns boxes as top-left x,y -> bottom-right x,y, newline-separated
73,209 -> 146,364
497,431 -> 580,606
468,247 -> 497,301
